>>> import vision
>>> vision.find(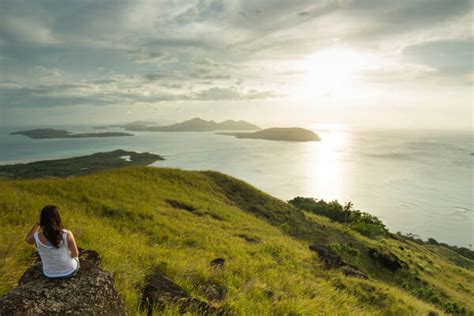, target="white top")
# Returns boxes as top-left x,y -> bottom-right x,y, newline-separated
34,229 -> 78,278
